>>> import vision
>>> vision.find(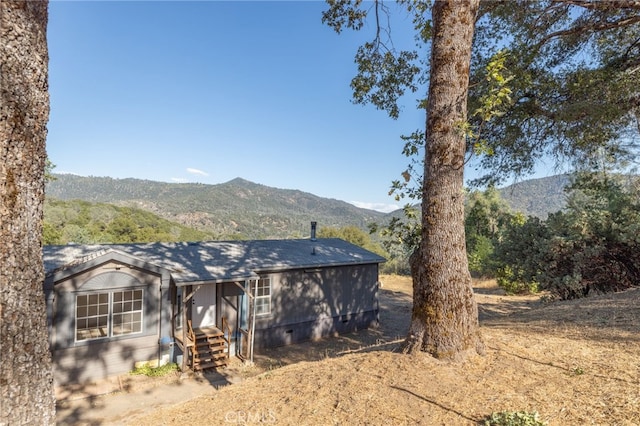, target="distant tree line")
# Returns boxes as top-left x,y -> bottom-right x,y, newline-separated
317,225 -> 387,259
43,198 -> 214,245
387,171 -> 639,300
